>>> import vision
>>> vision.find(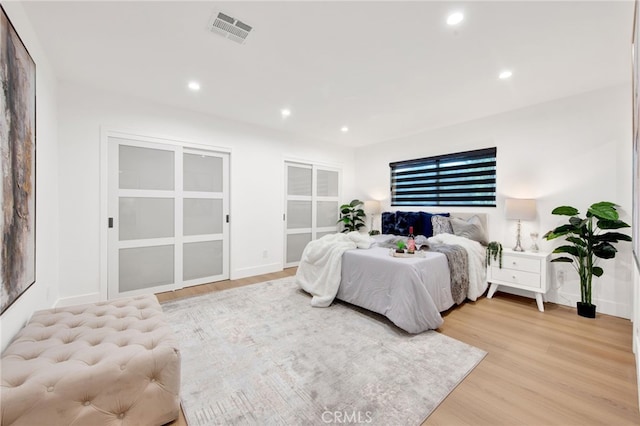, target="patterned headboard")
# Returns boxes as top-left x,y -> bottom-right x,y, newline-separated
381,210 -> 489,238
